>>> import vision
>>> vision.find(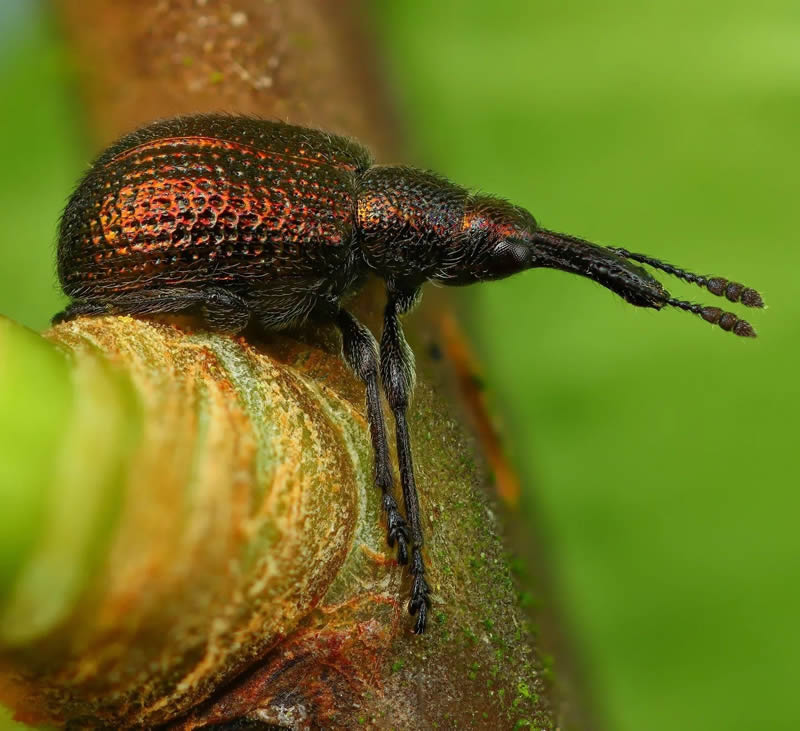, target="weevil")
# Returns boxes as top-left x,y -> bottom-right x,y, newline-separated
55,115 -> 764,634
